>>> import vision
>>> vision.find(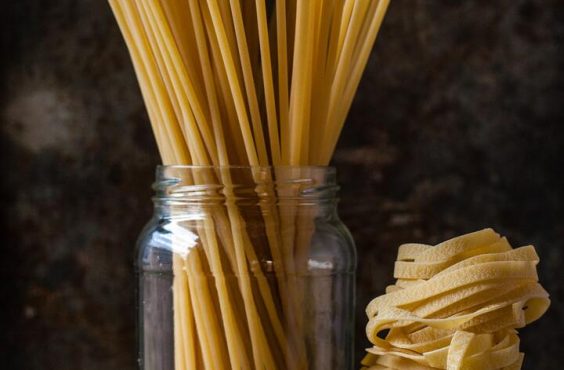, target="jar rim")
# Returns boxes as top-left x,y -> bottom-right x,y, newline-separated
156,165 -> 335,172
153,165 -> 339,204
